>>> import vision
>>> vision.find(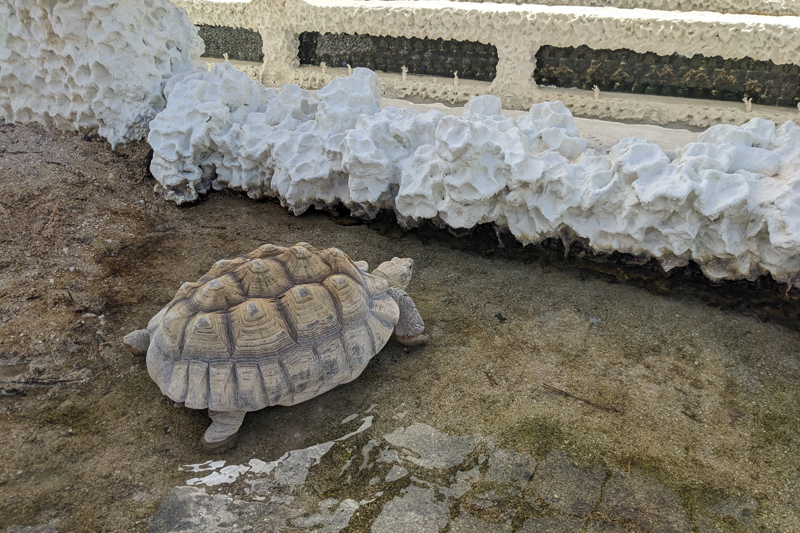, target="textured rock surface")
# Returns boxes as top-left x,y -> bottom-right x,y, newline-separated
596,472 -> 693,533
150,420 -> 750,532
150,66 -> 800,287
0,0 -> 203,147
